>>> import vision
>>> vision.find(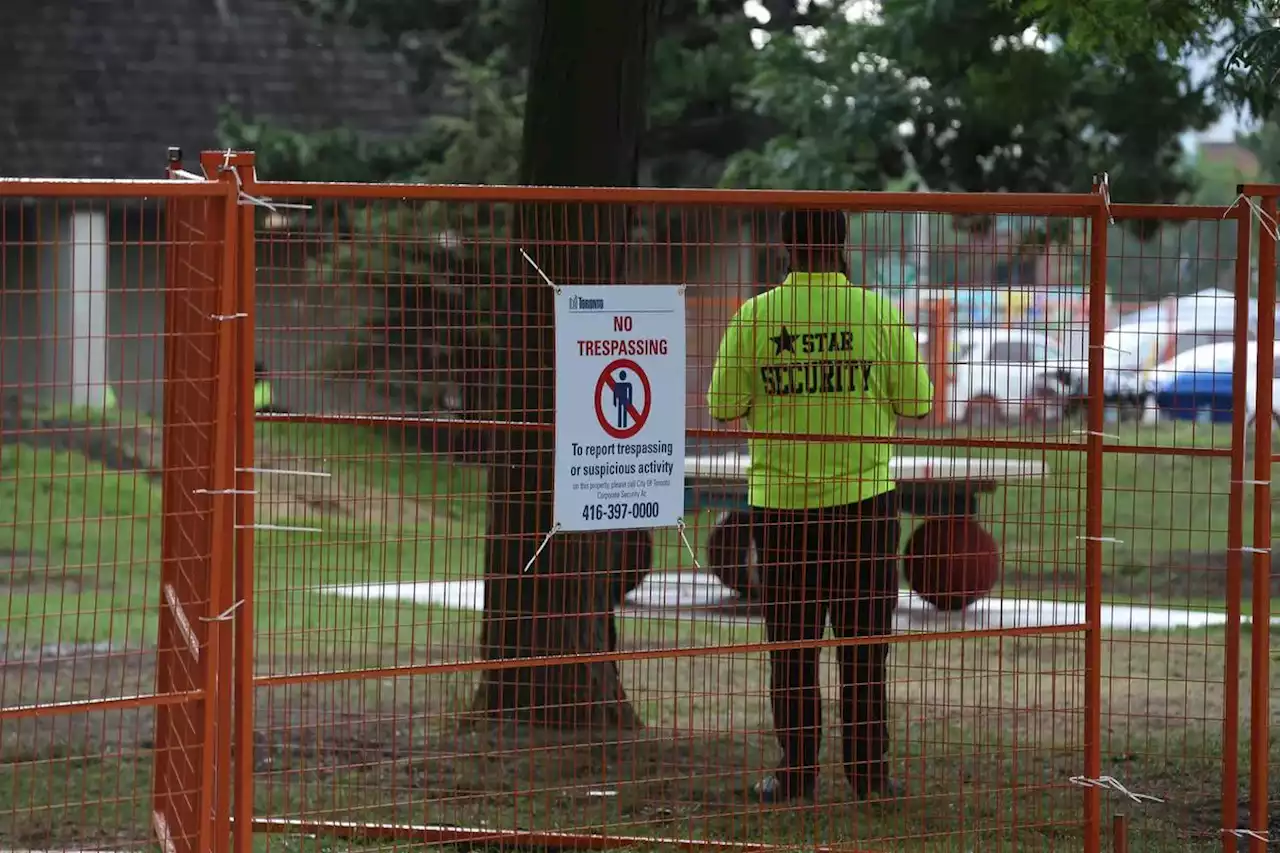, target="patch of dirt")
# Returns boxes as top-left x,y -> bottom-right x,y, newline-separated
2,618 -> 1272,850
1002,548 -> 1280,603
617,635 -> 678,653
0,552 -> 104,599
237,636 -> 1257,816
250,444 -> 454,530
0,572 -> 88,597
1154,549 -> 1280,600
1,396 -> 163,478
